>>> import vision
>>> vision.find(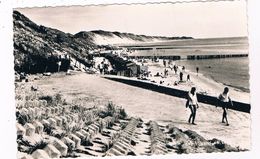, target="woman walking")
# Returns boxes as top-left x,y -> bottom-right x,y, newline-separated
218,87 -> 233,126
187,87 -> 199,125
